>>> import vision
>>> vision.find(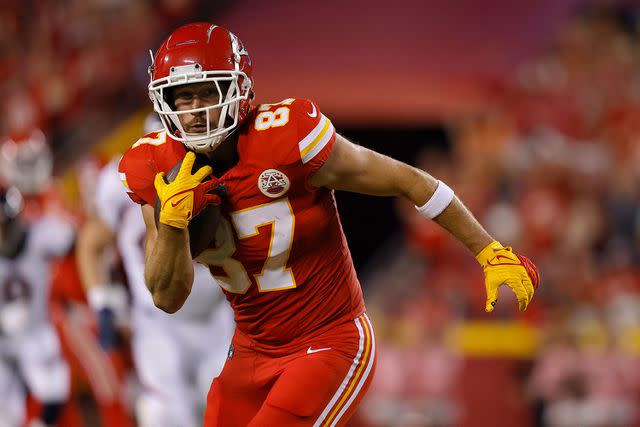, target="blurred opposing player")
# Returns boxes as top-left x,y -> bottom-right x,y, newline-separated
0,129 -> 135,427
119,23 -> 540,426
0,185 -> 73,427
78,116 -> 234,427
0,129 -> 53,197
